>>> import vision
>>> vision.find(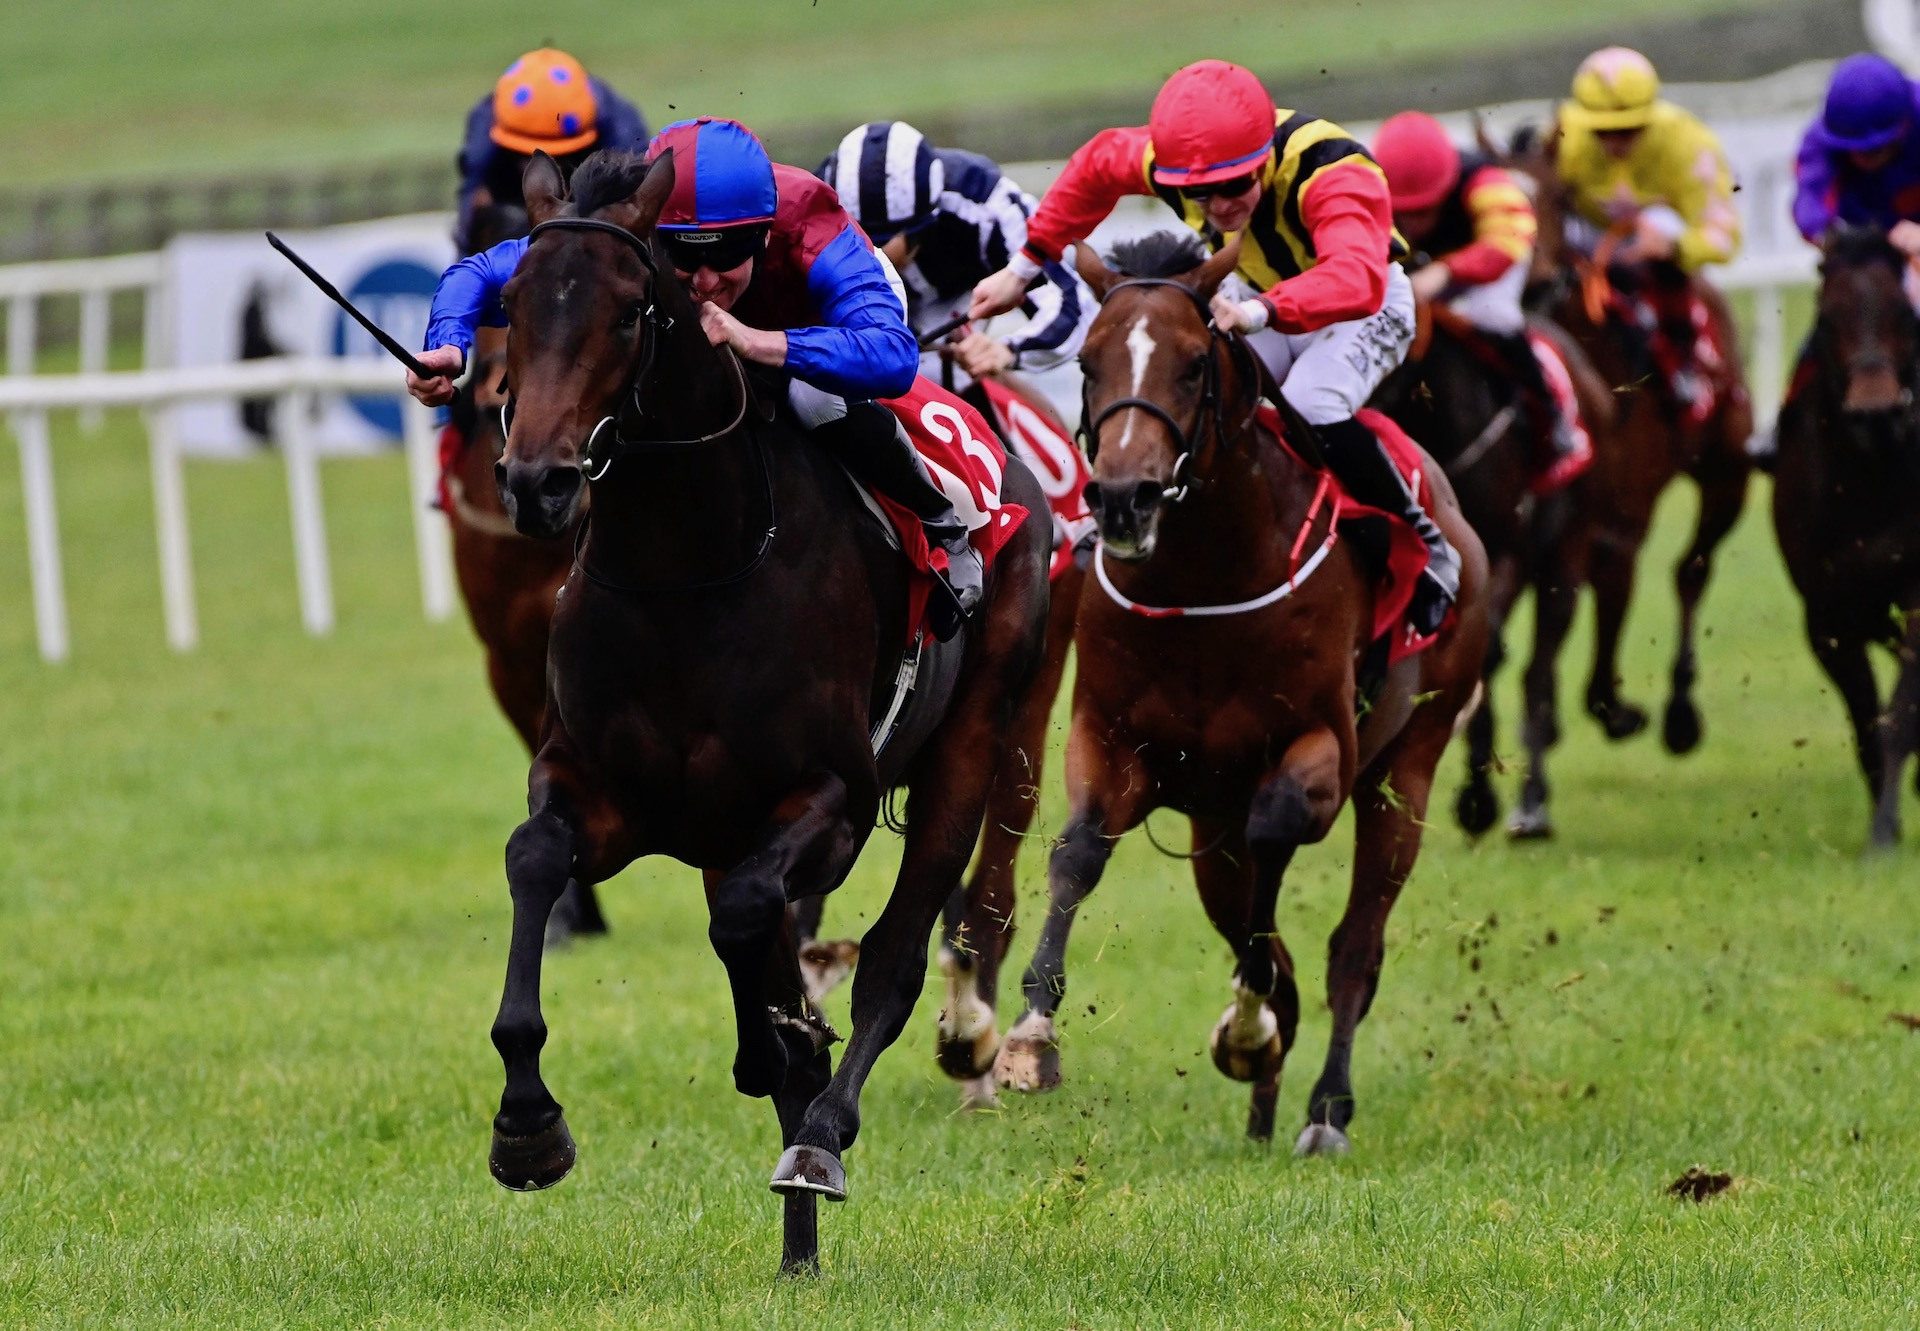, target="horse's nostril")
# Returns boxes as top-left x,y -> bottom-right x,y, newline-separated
494,460 -> 510,492
1132,480 -> 1165,510
539,468 -> 581,503
1083,481 -> 1105,513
